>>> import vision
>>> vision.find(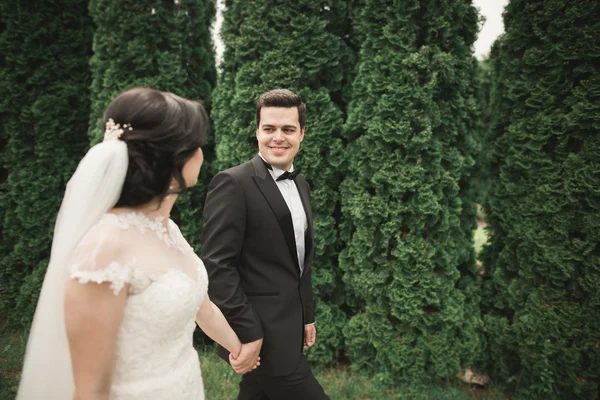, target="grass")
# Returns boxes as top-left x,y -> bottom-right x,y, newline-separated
1,328 -> 507,400
0,327 -> 26,398
2,229 -> 500,399
199,349 -> 505,399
